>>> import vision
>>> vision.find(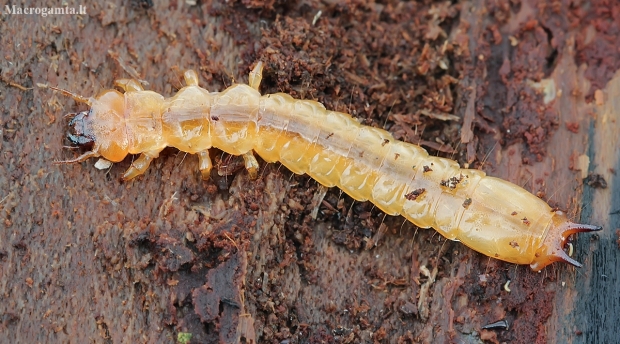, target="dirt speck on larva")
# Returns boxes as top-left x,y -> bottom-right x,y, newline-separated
405,188 -> 426,201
